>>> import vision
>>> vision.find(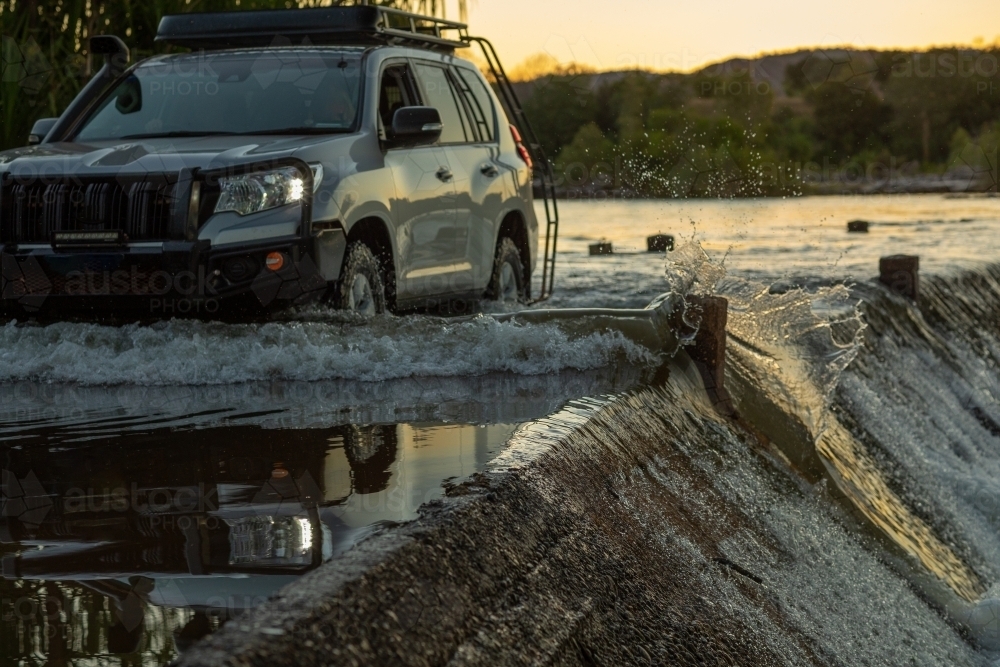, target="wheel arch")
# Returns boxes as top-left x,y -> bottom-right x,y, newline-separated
497,210 -> 531,297
345,216 -> 397,310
